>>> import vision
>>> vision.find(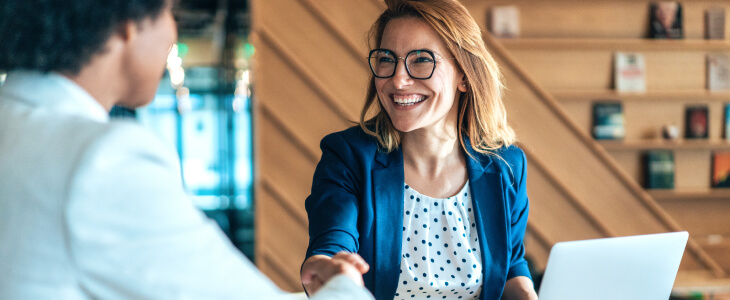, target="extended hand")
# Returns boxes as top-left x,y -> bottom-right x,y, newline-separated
301,252 -> 370,294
